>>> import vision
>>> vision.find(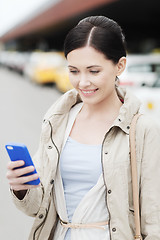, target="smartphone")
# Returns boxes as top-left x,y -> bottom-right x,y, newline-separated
5,143 -> 40,185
